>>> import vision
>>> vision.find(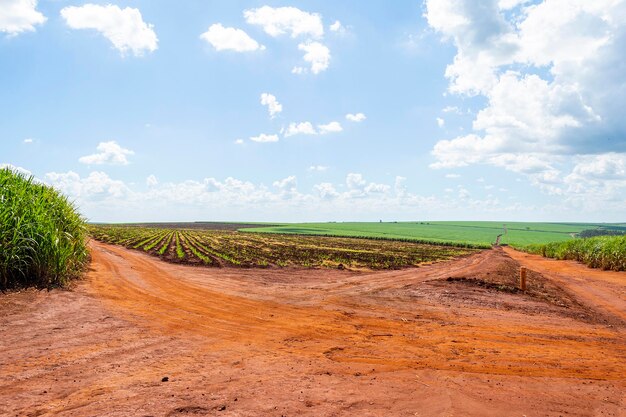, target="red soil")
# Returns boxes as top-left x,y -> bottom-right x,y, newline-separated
0,242 -> 624,416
